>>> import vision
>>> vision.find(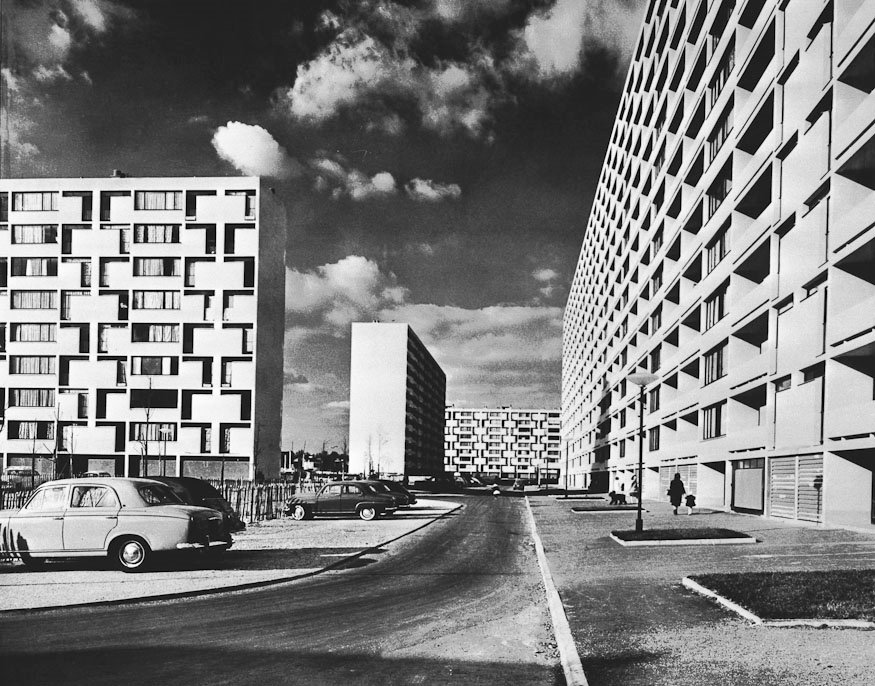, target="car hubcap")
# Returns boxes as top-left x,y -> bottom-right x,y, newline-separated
121,542 -> 144,566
